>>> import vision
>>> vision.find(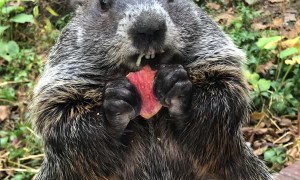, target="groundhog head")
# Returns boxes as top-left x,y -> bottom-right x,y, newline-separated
62,0 -> 202,72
